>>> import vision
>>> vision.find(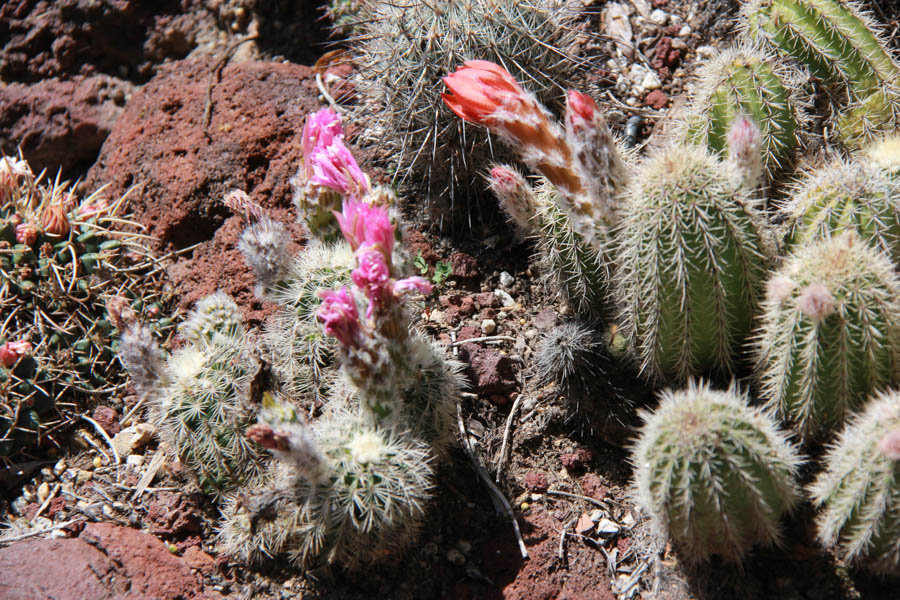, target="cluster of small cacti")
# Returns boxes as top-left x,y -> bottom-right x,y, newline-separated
438,0 -> 900,572
115,108 -> 464,571
0,154 -> 172,457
